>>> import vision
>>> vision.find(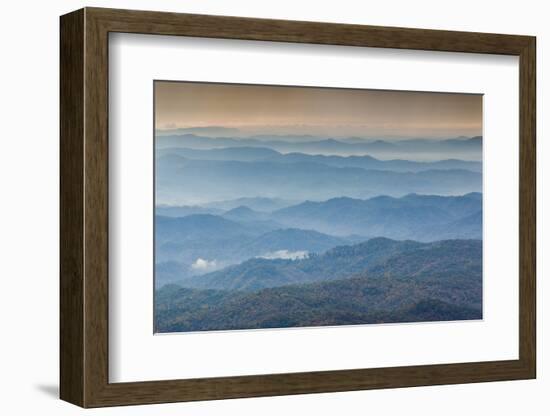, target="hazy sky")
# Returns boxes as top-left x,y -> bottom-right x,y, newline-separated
155,81 -> 482,138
